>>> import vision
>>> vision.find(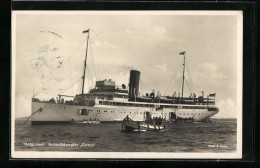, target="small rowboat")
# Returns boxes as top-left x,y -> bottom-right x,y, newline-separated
122,120 -> 140,130
122,117 -> 166,131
